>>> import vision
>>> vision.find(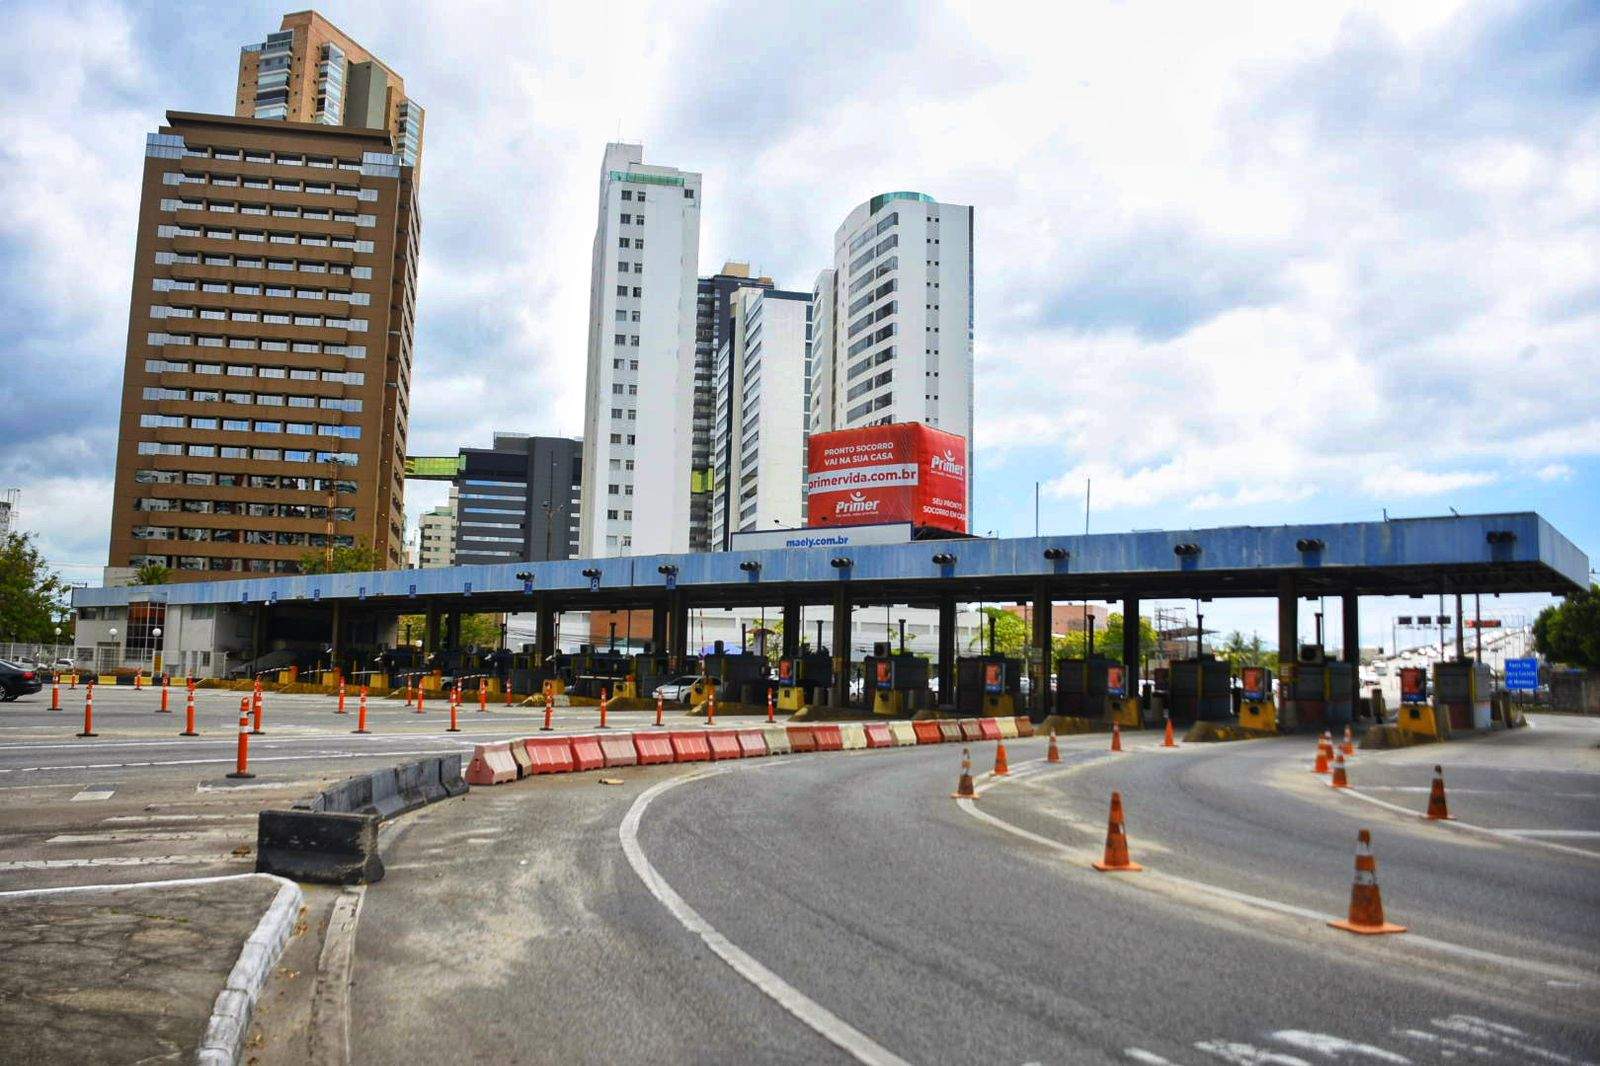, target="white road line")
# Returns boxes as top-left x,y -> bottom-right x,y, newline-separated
1334,786 -> 1600,861
0,854 -> 250,872
620,769 -> 912,1066
69,788 -> 115,802
0,747 -> 478,775
1497,830 -> 1600,839
958,760 -> 1596,985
